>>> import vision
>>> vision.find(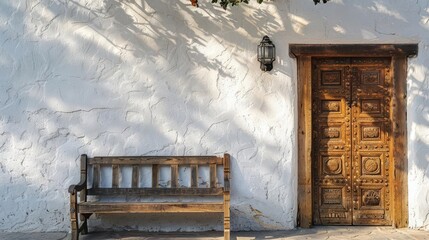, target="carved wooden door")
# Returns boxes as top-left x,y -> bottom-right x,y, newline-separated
312,57 -> 392,225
